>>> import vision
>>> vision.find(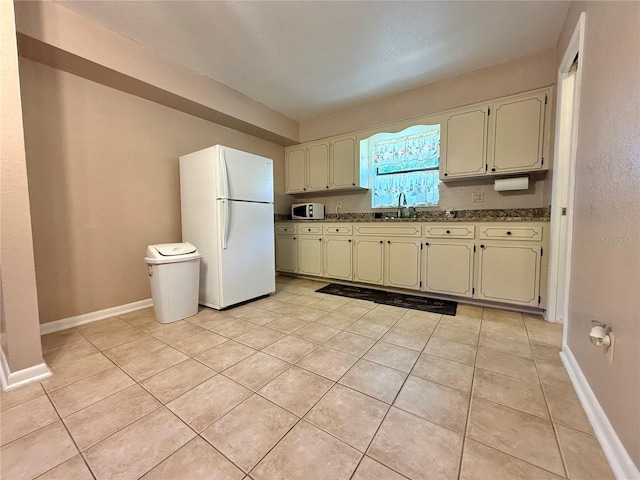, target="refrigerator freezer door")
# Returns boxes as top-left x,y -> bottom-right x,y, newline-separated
217,146 -> 274,203
217,200 -> 275,308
